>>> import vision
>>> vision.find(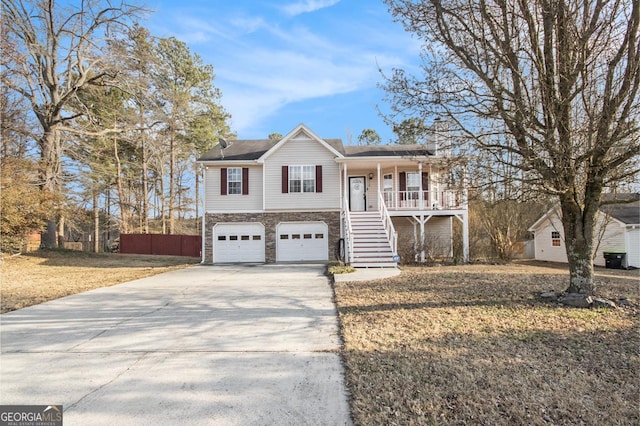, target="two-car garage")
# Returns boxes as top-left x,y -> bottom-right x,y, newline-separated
213,221 -> 328,263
